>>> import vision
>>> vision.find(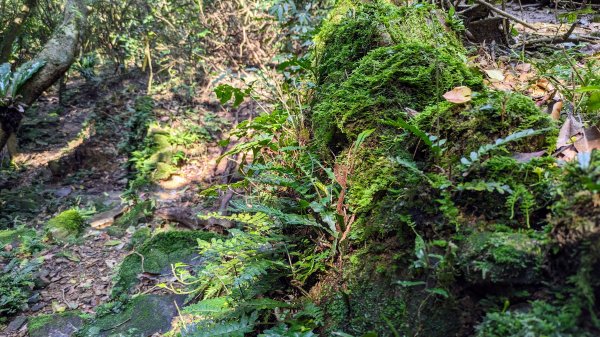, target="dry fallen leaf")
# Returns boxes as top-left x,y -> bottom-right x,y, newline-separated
550,100 -> 563,120
513,150 -> 546,163
484,69 -> 505,82
574,126 -> 600,153
515,63 -> 532,72
557,116 -> 584,149
443,86 -> 472,104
